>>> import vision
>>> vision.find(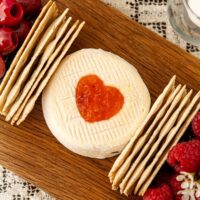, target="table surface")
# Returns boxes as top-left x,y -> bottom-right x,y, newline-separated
0,0 -> 199,199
